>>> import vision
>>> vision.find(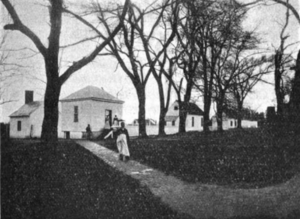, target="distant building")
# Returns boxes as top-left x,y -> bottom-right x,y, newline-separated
132,118 -> 157,126
60,86 -> 124,139
165,101 -> 204,131
211,113 -> 258,130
